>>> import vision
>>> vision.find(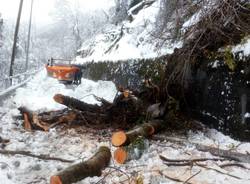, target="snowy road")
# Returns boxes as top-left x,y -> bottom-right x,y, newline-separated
0,70 -> 250,184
